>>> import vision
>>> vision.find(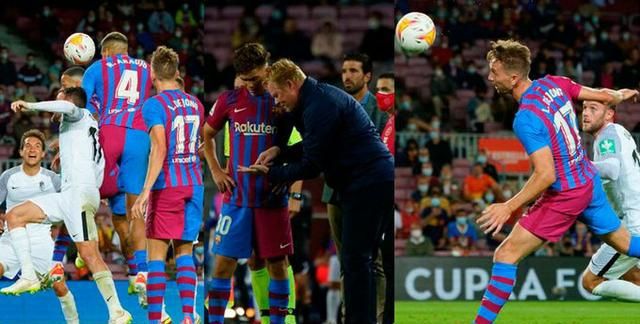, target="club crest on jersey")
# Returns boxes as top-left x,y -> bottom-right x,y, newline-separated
39,181 -> 45,191
599,139 -> 616,155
